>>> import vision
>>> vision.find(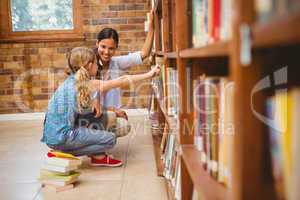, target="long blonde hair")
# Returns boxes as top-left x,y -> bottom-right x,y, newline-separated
67,47 -> 95,113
